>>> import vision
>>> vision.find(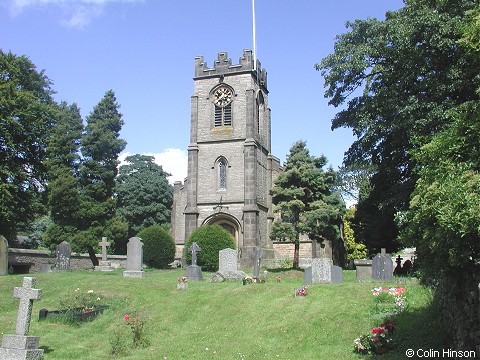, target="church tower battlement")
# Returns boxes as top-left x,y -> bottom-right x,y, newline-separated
194,49 -> 267,90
